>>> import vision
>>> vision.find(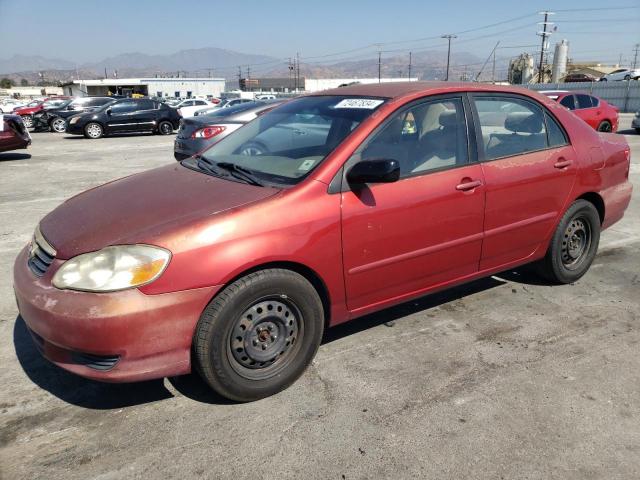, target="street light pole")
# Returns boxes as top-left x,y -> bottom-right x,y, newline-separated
441,34 -> 457,81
